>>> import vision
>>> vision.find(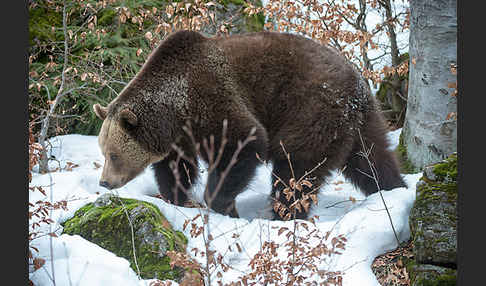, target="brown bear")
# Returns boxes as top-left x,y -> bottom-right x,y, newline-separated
93,30 -> 406,220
